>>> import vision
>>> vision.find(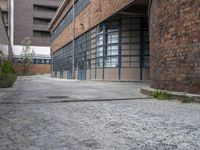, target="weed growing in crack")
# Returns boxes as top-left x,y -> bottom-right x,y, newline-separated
152,89 -> 171,100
